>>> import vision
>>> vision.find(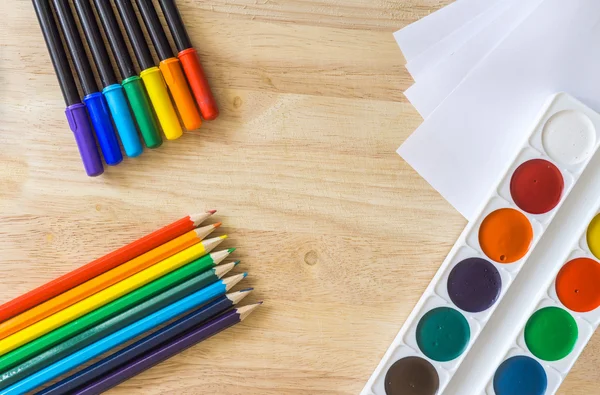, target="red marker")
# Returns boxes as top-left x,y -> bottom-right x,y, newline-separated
157,0 -> 219,120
